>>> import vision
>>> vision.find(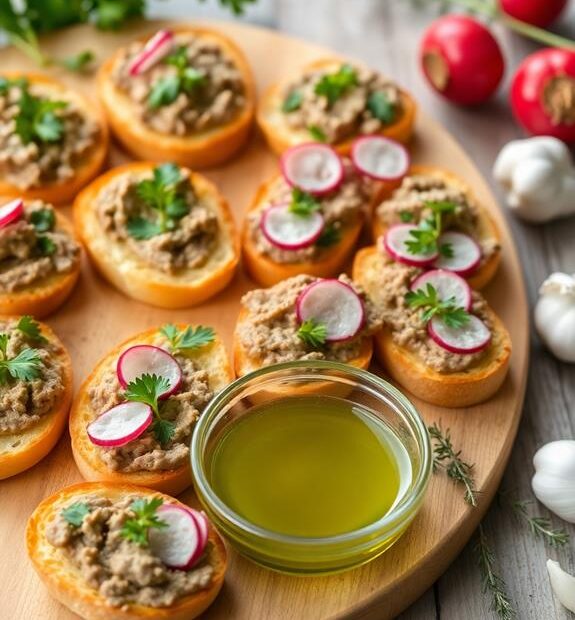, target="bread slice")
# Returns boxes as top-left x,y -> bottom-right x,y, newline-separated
0,319 -> 72,479
242,173 -> 370,287
257,58 -> 417,156
74,162 -> 240,309
0,210 -> 81,318
26,481 -> 227,620
353,247 -> 511,408
97,26 -> 255,168
0,73 -> 109,205
371,165 -> 502,290
69,325 -> 233,495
